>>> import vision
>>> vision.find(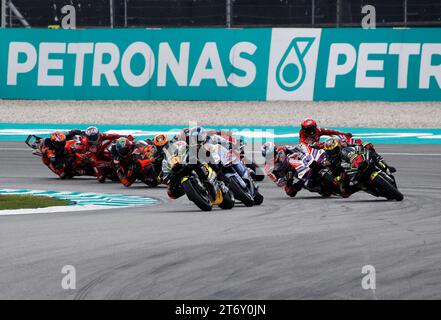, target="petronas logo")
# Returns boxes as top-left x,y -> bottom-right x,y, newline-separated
275,37 -> 315,91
